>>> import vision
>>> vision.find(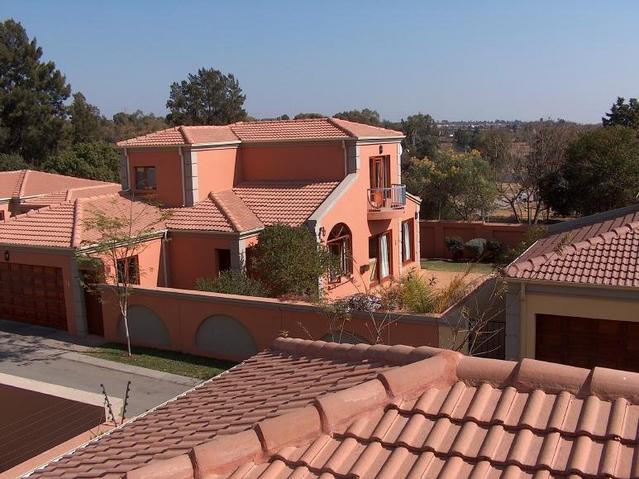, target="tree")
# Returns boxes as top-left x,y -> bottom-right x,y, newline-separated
249,224 -> 337,300
500,121 -> 579,223
70,92 -> 105,144
106,110 -> 168,143
0,152 -> 28,171
41,142 -> 120,182
293,112 -> 325,120
333,108 -> 381,126
404,150 -> 496,220
0,19 -> 71,165
544,126 -> 639,216
603,97 -> 639,130
166,68 -> 247,125
401,113 -> 439,160
80,196 -> 171,355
